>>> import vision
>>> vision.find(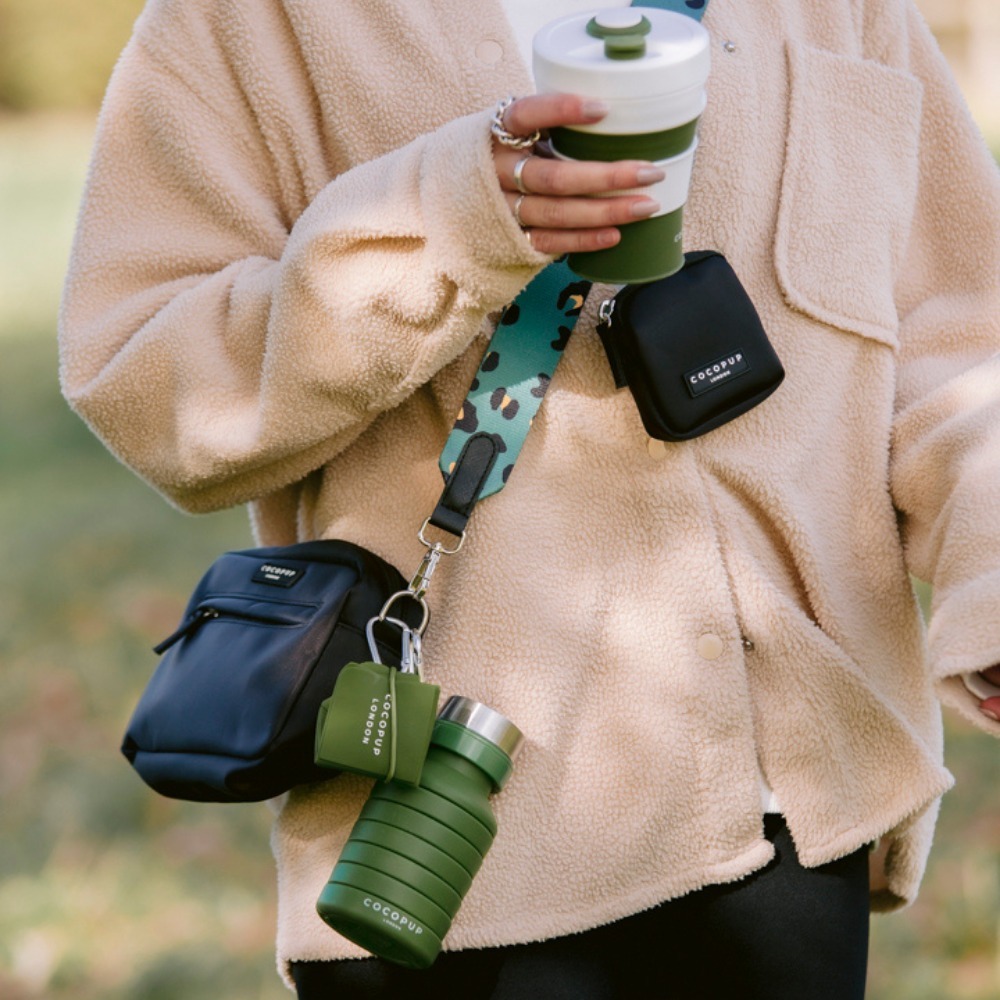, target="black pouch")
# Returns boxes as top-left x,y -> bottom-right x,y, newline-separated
596,251 -> 784,441
121,540 -> 421,802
